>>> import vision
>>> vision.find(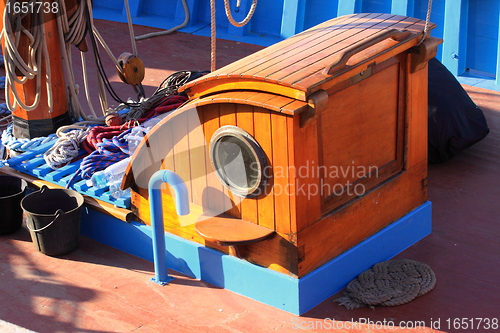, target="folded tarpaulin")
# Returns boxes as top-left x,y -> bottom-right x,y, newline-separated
427,58 -> 490,163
